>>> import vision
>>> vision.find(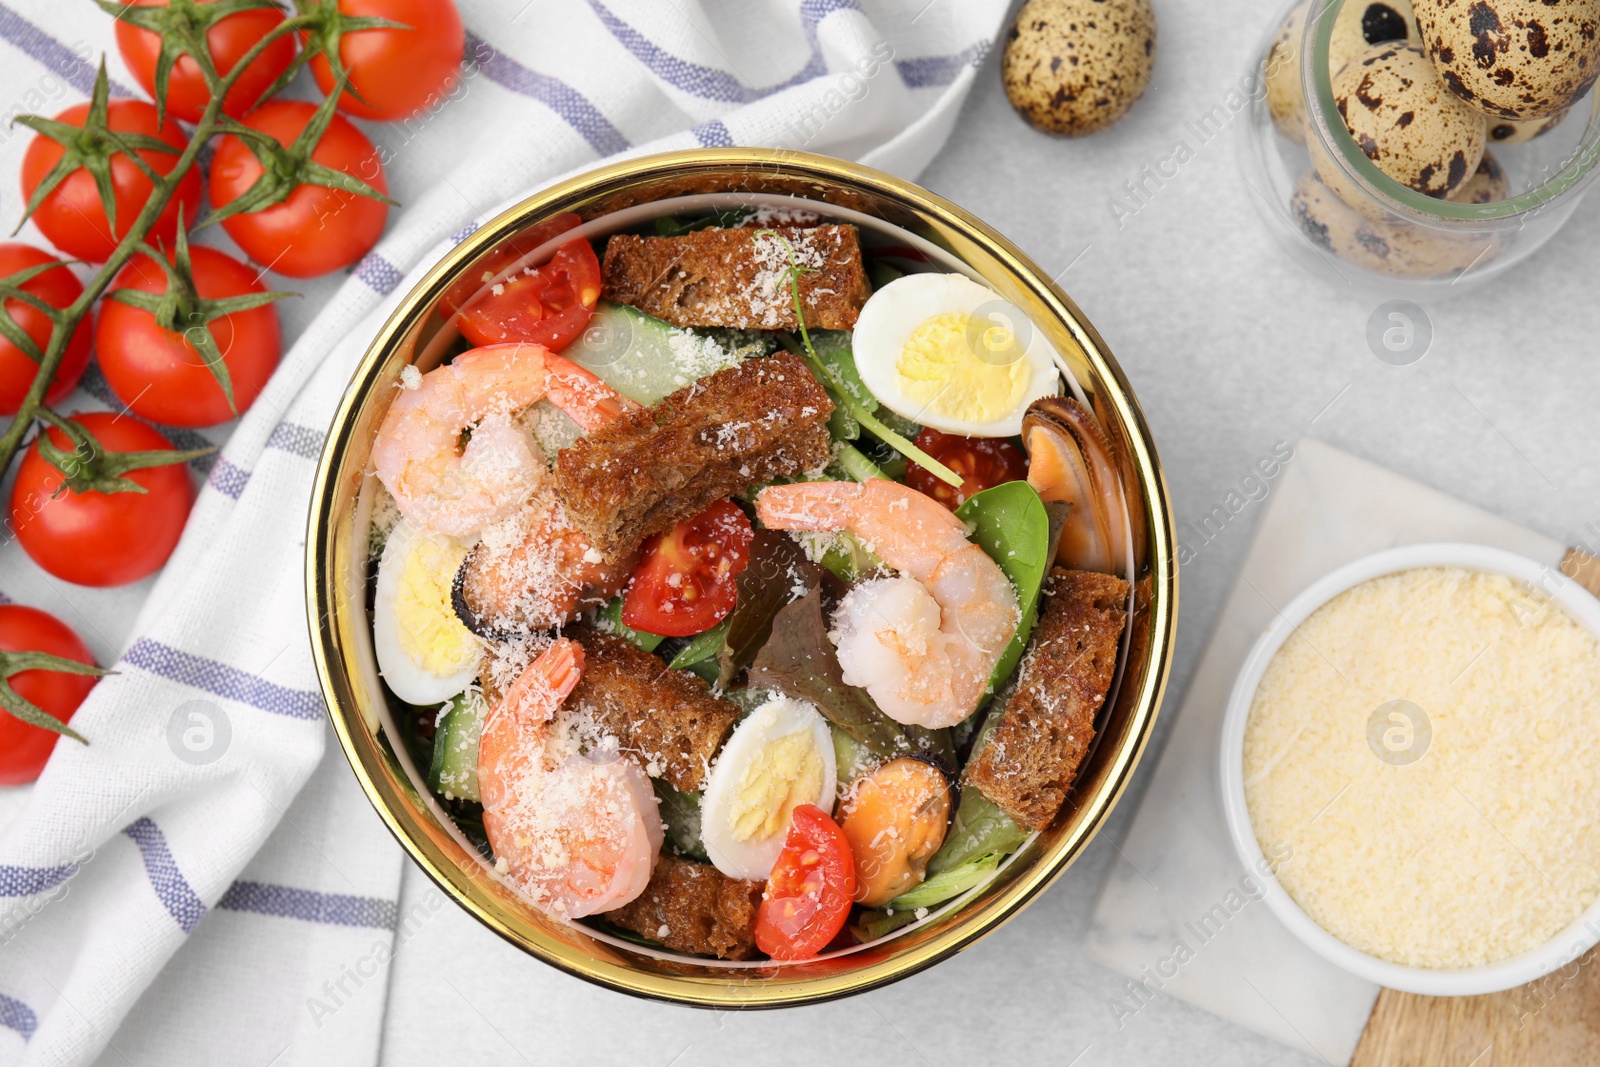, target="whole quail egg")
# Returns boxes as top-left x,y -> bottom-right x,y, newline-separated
1002,0 -> 1156,136
1447,150 -> 1510,203
1331,0 -> 1422,67
1290,169 -> 1370,258
1325,43 -> 1486,197
1487,110 -> 1567,144
1266,0 -> 1422,145
1414,0 -> 1600,119
1265,1 -> 1312,143
1291,169 -> 1501,277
